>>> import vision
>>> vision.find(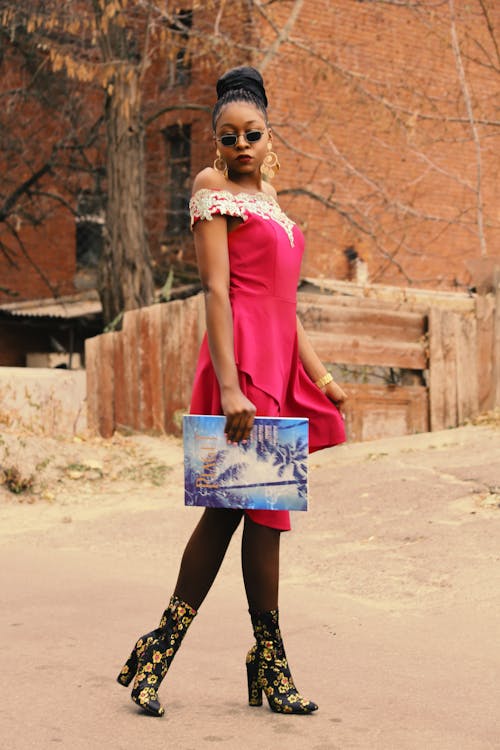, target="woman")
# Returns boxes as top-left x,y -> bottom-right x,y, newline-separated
117,66 -> 346,717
